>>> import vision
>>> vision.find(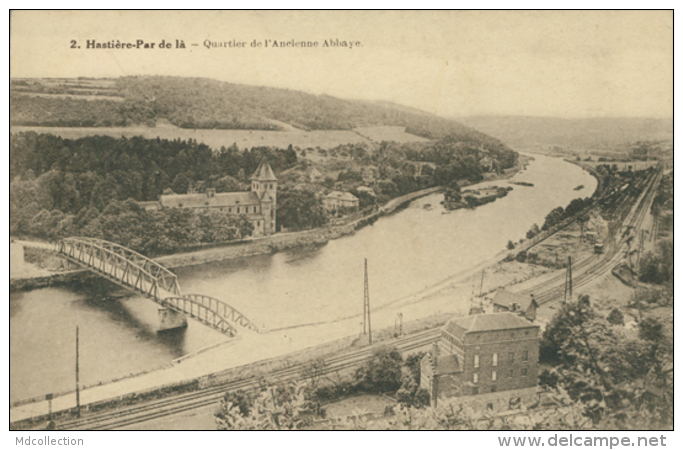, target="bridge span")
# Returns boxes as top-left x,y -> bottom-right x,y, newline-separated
56,237 -> 258,337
